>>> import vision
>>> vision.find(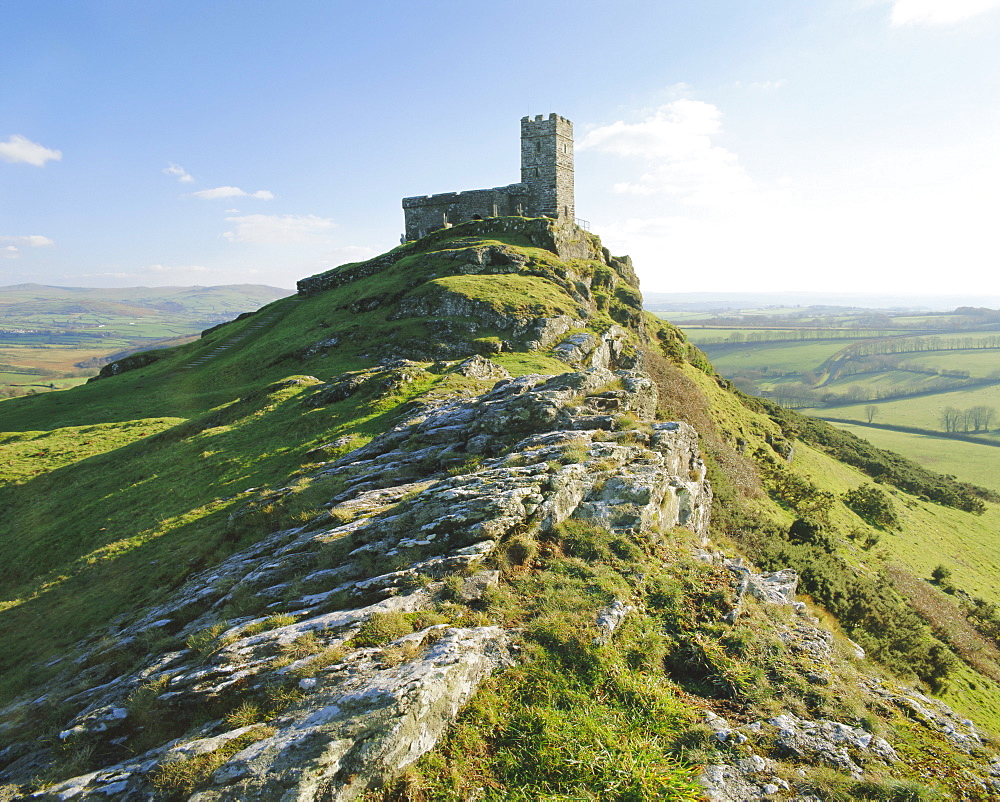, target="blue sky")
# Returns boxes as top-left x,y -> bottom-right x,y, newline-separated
2,0 -> 999,295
